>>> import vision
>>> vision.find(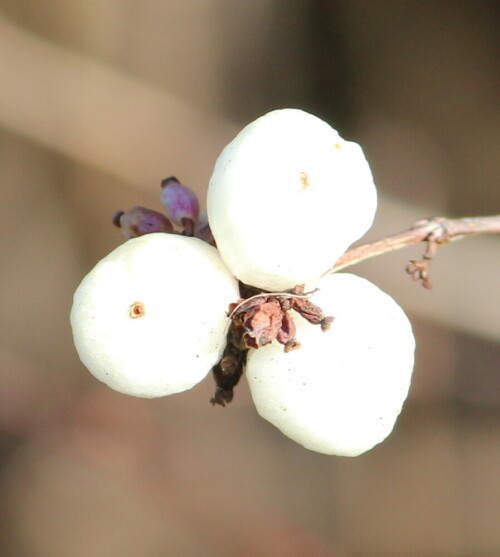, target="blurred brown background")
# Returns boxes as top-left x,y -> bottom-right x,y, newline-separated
0,1 -> 499,556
